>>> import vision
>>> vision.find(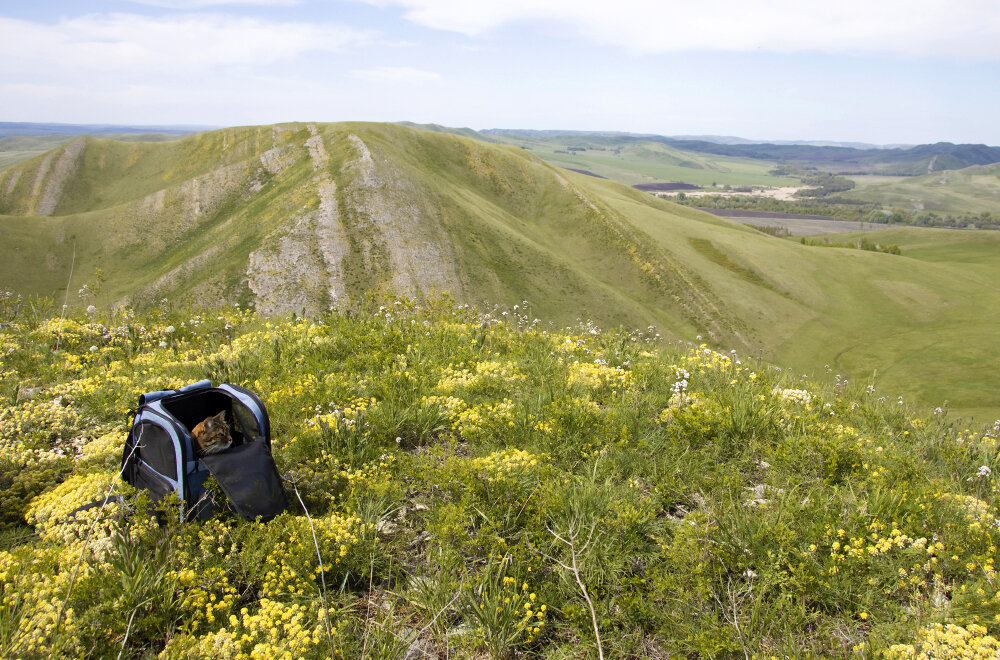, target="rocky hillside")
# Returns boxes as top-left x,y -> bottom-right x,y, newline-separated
1,123 -> 998,418
0,122 -> 764,342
